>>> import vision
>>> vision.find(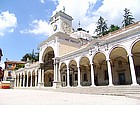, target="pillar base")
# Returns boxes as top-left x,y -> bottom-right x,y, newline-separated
53,81 -> 61,88
131,83 -> 139,86
90,84 -> 96,87
38,82 -> 44,89
108,84 -> 114,86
